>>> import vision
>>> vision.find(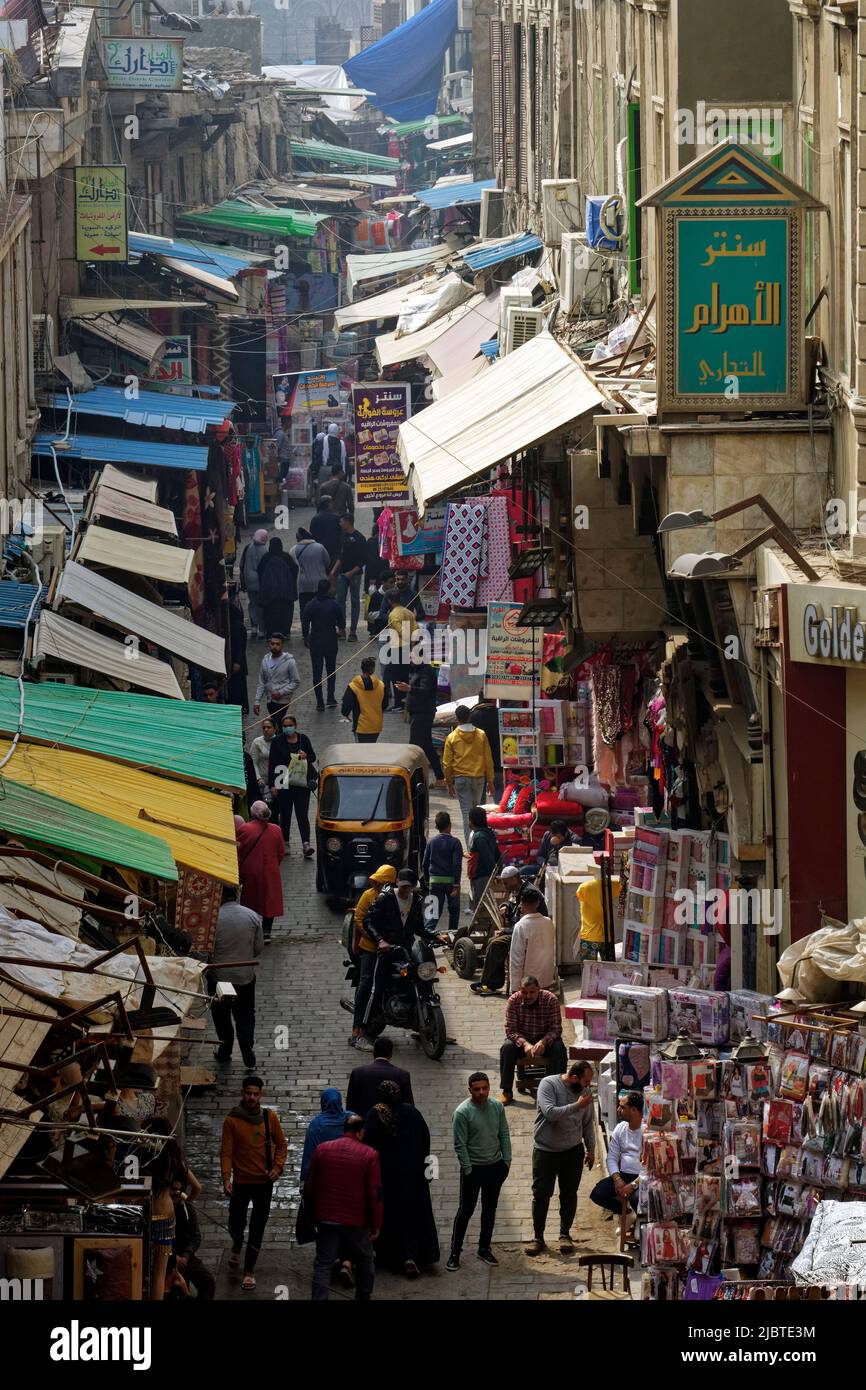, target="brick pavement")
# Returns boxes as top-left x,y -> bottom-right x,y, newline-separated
184,512 -> 622,1301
